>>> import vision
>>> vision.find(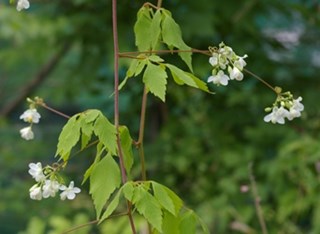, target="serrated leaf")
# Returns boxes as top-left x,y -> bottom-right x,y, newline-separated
119,126 -> 134,175
94,114 -> 117,155
99,189 -> 122,224
152,181 -> 176,216
166,64 -> 210,93
56,115 -> 81,161
89,155 -> 121,218
143,62 -> 168,102
134,186 -> 163,232
161,10 -> 193,71
134,7 -> 152,51
150,9 -> 162,49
